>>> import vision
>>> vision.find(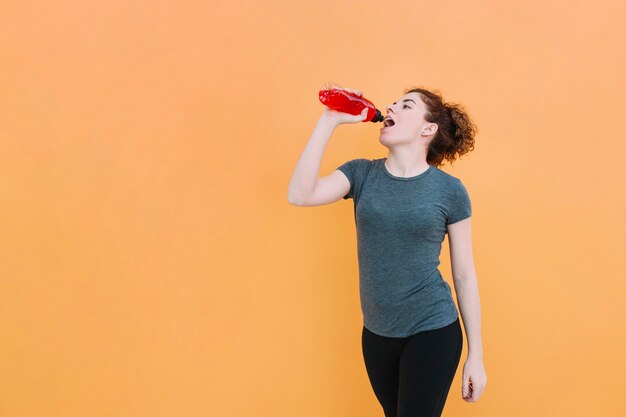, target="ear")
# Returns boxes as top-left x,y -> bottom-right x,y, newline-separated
423,123 -> 438,135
